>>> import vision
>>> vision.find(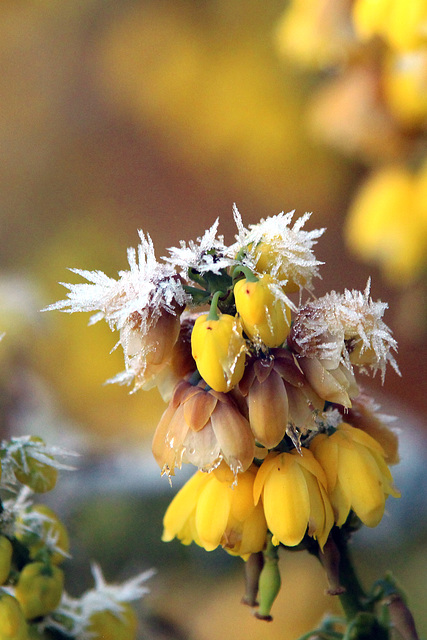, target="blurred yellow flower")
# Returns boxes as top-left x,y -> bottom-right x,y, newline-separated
234,274 -> 291,348
86,605 -> 137,640
15,562 -> 64,620
310,423 -> 400,528
383,49 -> 427,128
253,449 -> 334,550
275,0 -> 356,69
0,538 -> 12,586
162,464 -> 267,560
0,592 -> 28,640
345,165 -> 427,283
352,0 -> 427,51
